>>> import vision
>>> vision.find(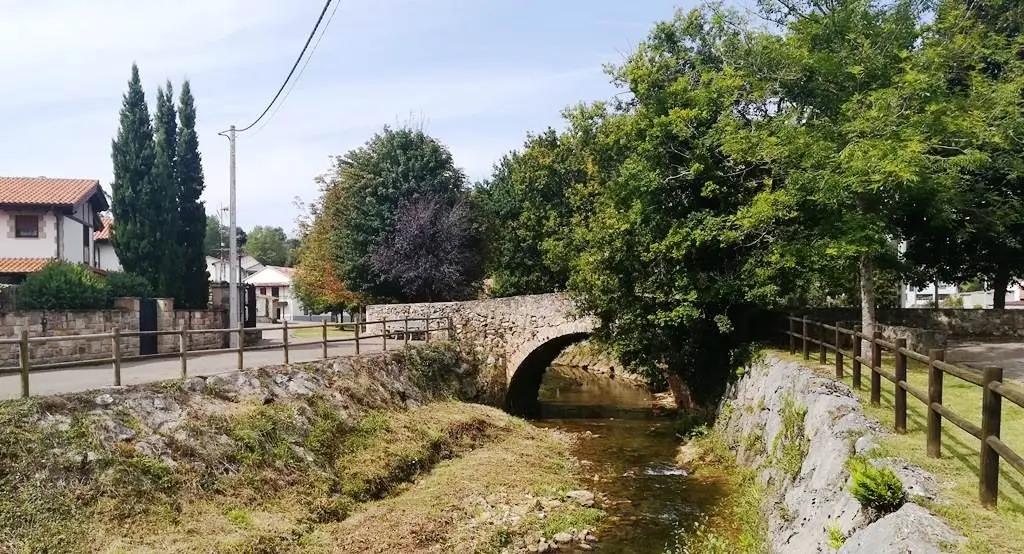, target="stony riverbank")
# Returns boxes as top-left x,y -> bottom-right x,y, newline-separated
684,353 -> 963,553
0,344 -> 602,553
